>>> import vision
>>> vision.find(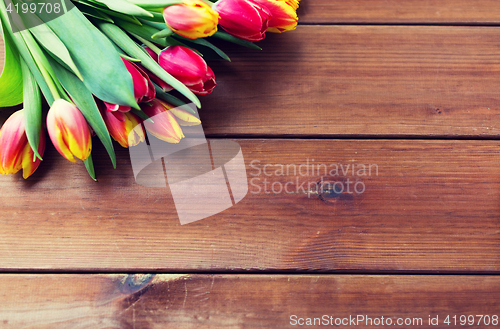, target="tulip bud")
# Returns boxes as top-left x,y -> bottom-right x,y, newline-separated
46,99 -> 92,162
214,0 -> 271,42
100,105 -> 145,148
104,59 -> 155,112
141,99 -> 185,143
252,0 -> 299,33
158,46 -> 216,96
163,0 -> 219,39
0,110 -> 45,179
141,47 -> 174,92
